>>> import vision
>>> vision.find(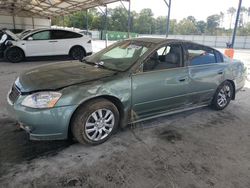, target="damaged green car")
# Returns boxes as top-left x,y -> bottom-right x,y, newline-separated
7,38 -> 246,145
